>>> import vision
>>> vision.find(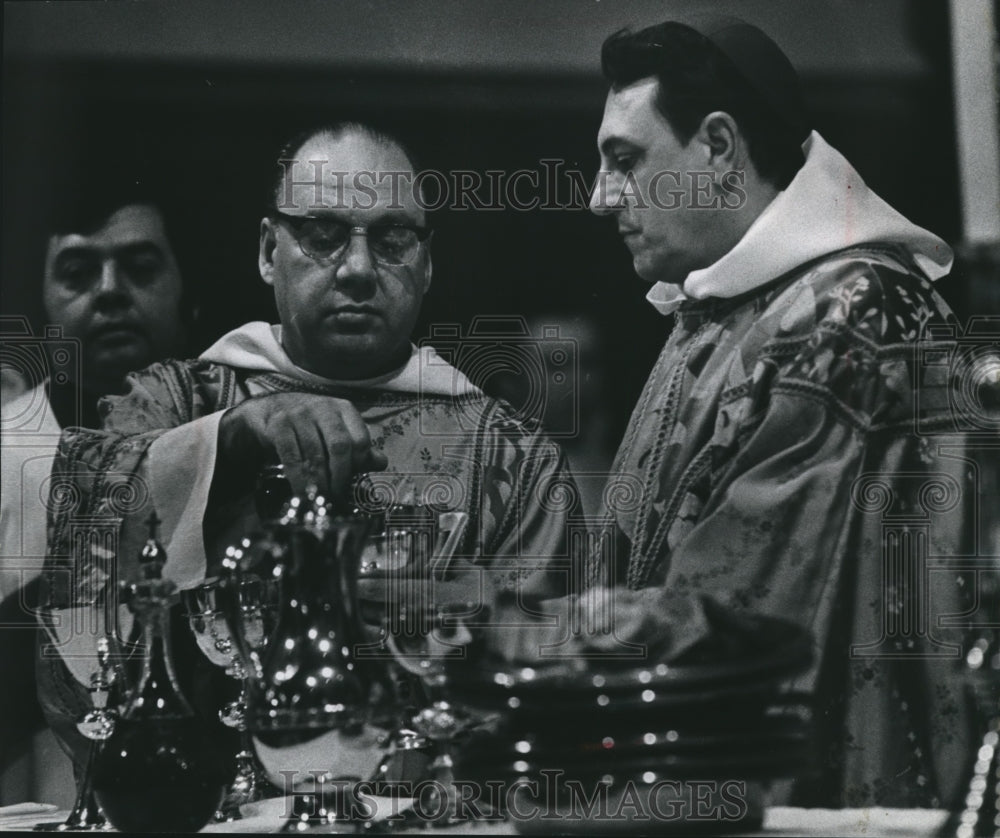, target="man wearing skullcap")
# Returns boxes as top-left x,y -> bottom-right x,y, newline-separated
589,17 -> 977,809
